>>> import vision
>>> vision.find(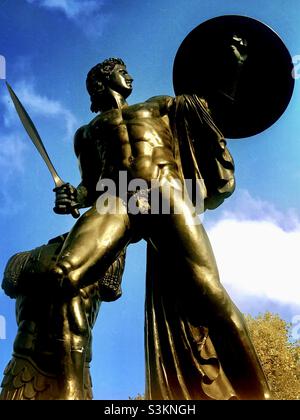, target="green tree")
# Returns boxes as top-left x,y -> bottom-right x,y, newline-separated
246,312 -> 300,400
